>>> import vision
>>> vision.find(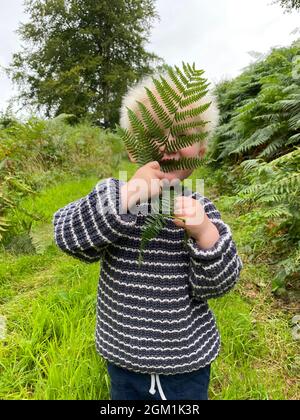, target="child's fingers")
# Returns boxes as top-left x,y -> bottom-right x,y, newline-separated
173,217 -> 186,228
175,196 -> 195,204
148,161 -> 161,170
175,197 -> 192,211
155,170 -> 169,180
